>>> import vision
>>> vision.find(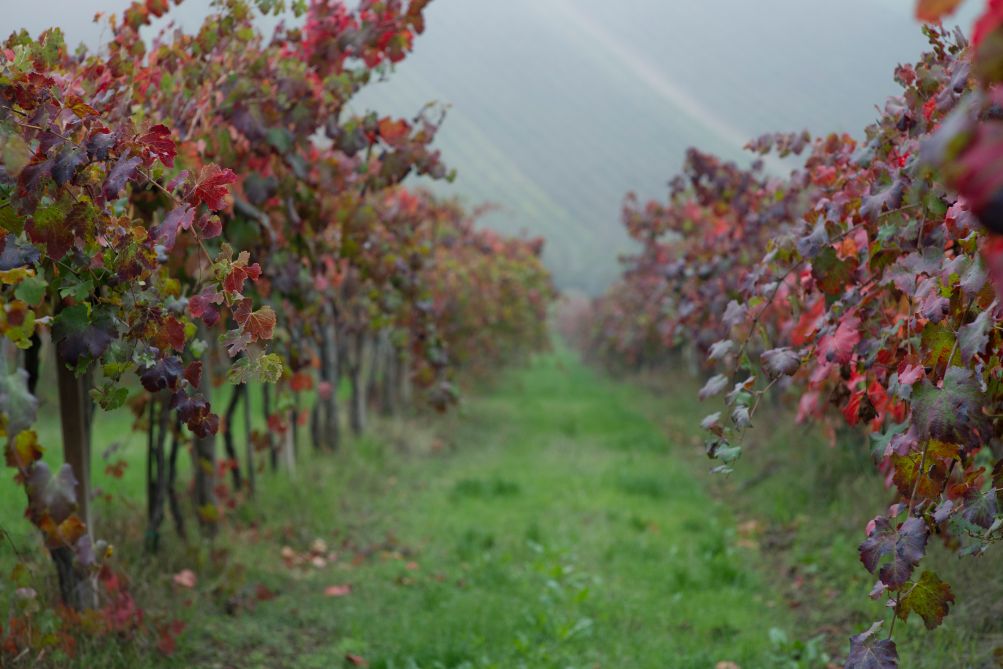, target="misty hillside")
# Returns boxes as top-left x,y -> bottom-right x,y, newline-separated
354,0 -> 978,292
